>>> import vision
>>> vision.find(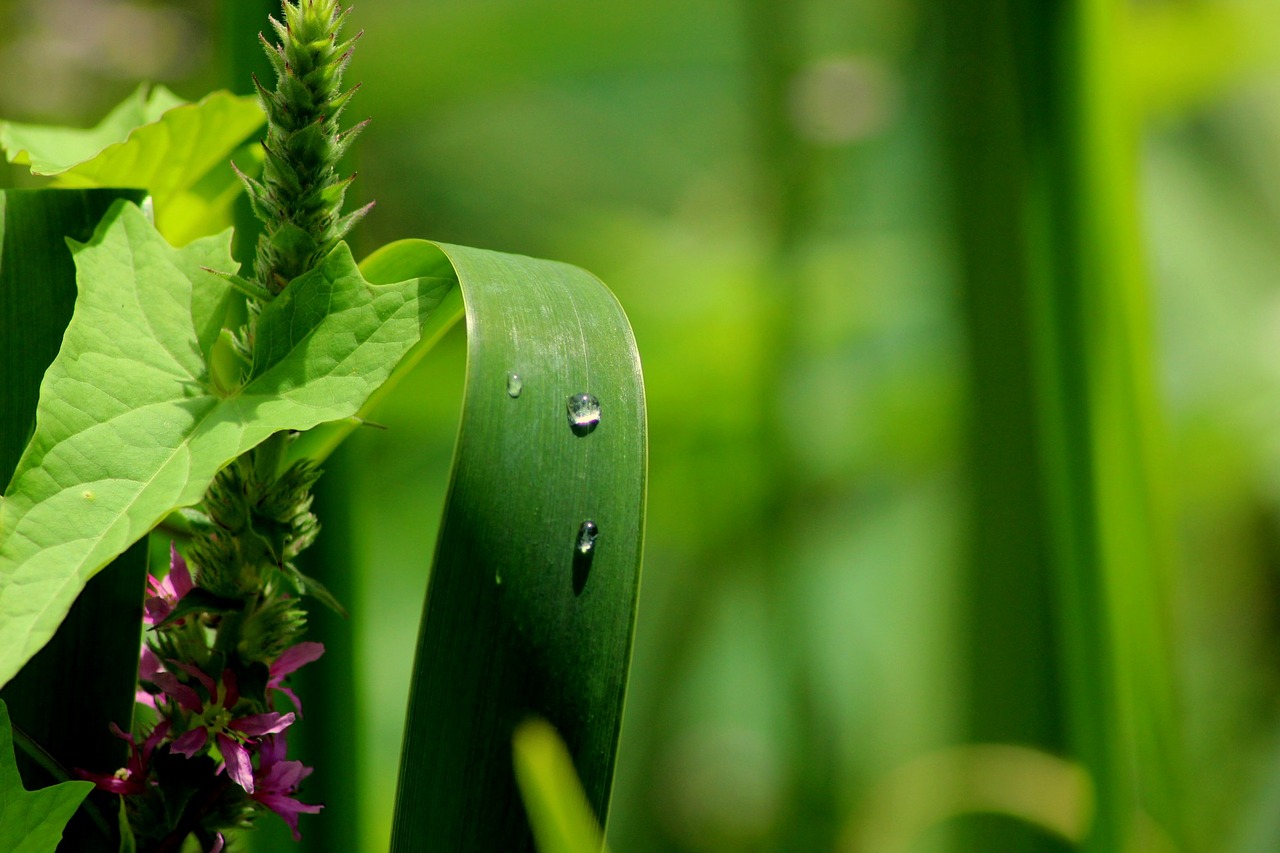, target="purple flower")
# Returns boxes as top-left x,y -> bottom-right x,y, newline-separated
268,642 -> 324,715
251,734 -> 322,840
143,544 -> 193,626
76,720 -> 170,795
155,663 -> 294,793
136,644 -> 165,708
